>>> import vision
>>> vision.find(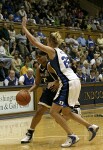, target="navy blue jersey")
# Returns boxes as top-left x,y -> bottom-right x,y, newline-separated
39,63 -> 58,84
